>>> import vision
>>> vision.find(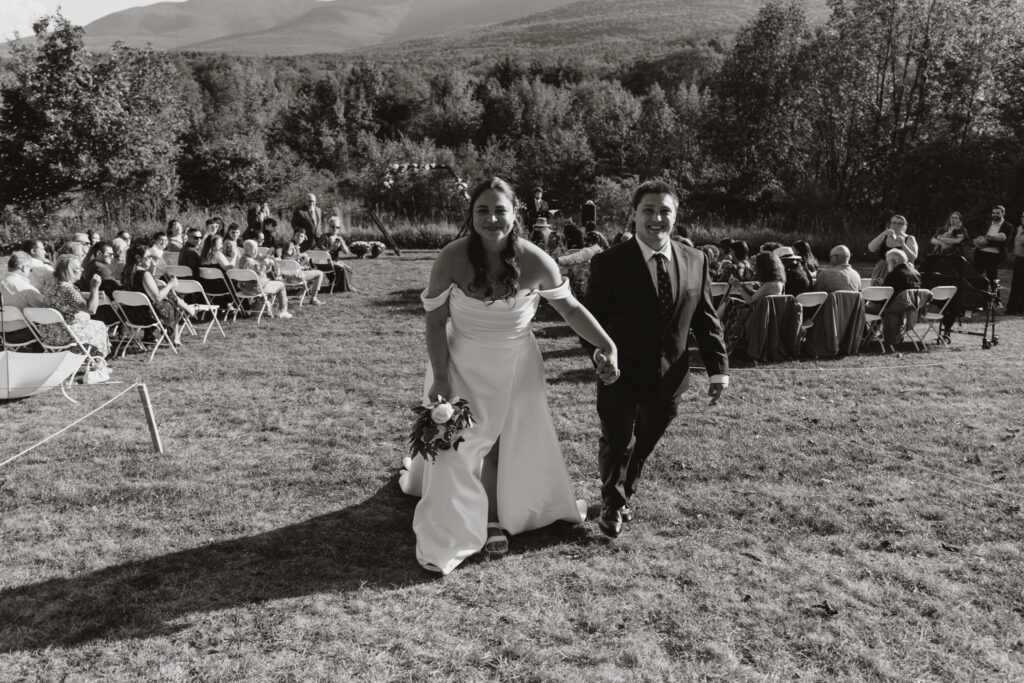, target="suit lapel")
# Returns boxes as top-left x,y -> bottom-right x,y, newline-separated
627,239 -> 659,302
669,241 -> 688,323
